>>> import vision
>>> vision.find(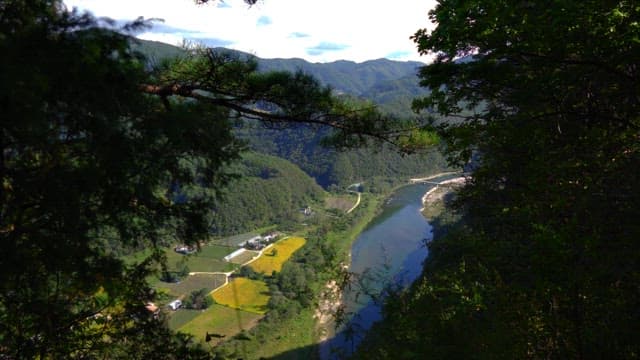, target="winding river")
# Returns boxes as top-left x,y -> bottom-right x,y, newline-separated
321,179 -> 450,359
